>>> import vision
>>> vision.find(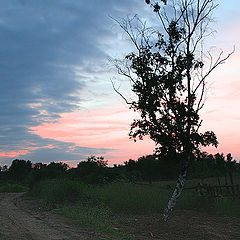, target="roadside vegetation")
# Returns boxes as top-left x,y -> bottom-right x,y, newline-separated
0,155 -> 239,238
